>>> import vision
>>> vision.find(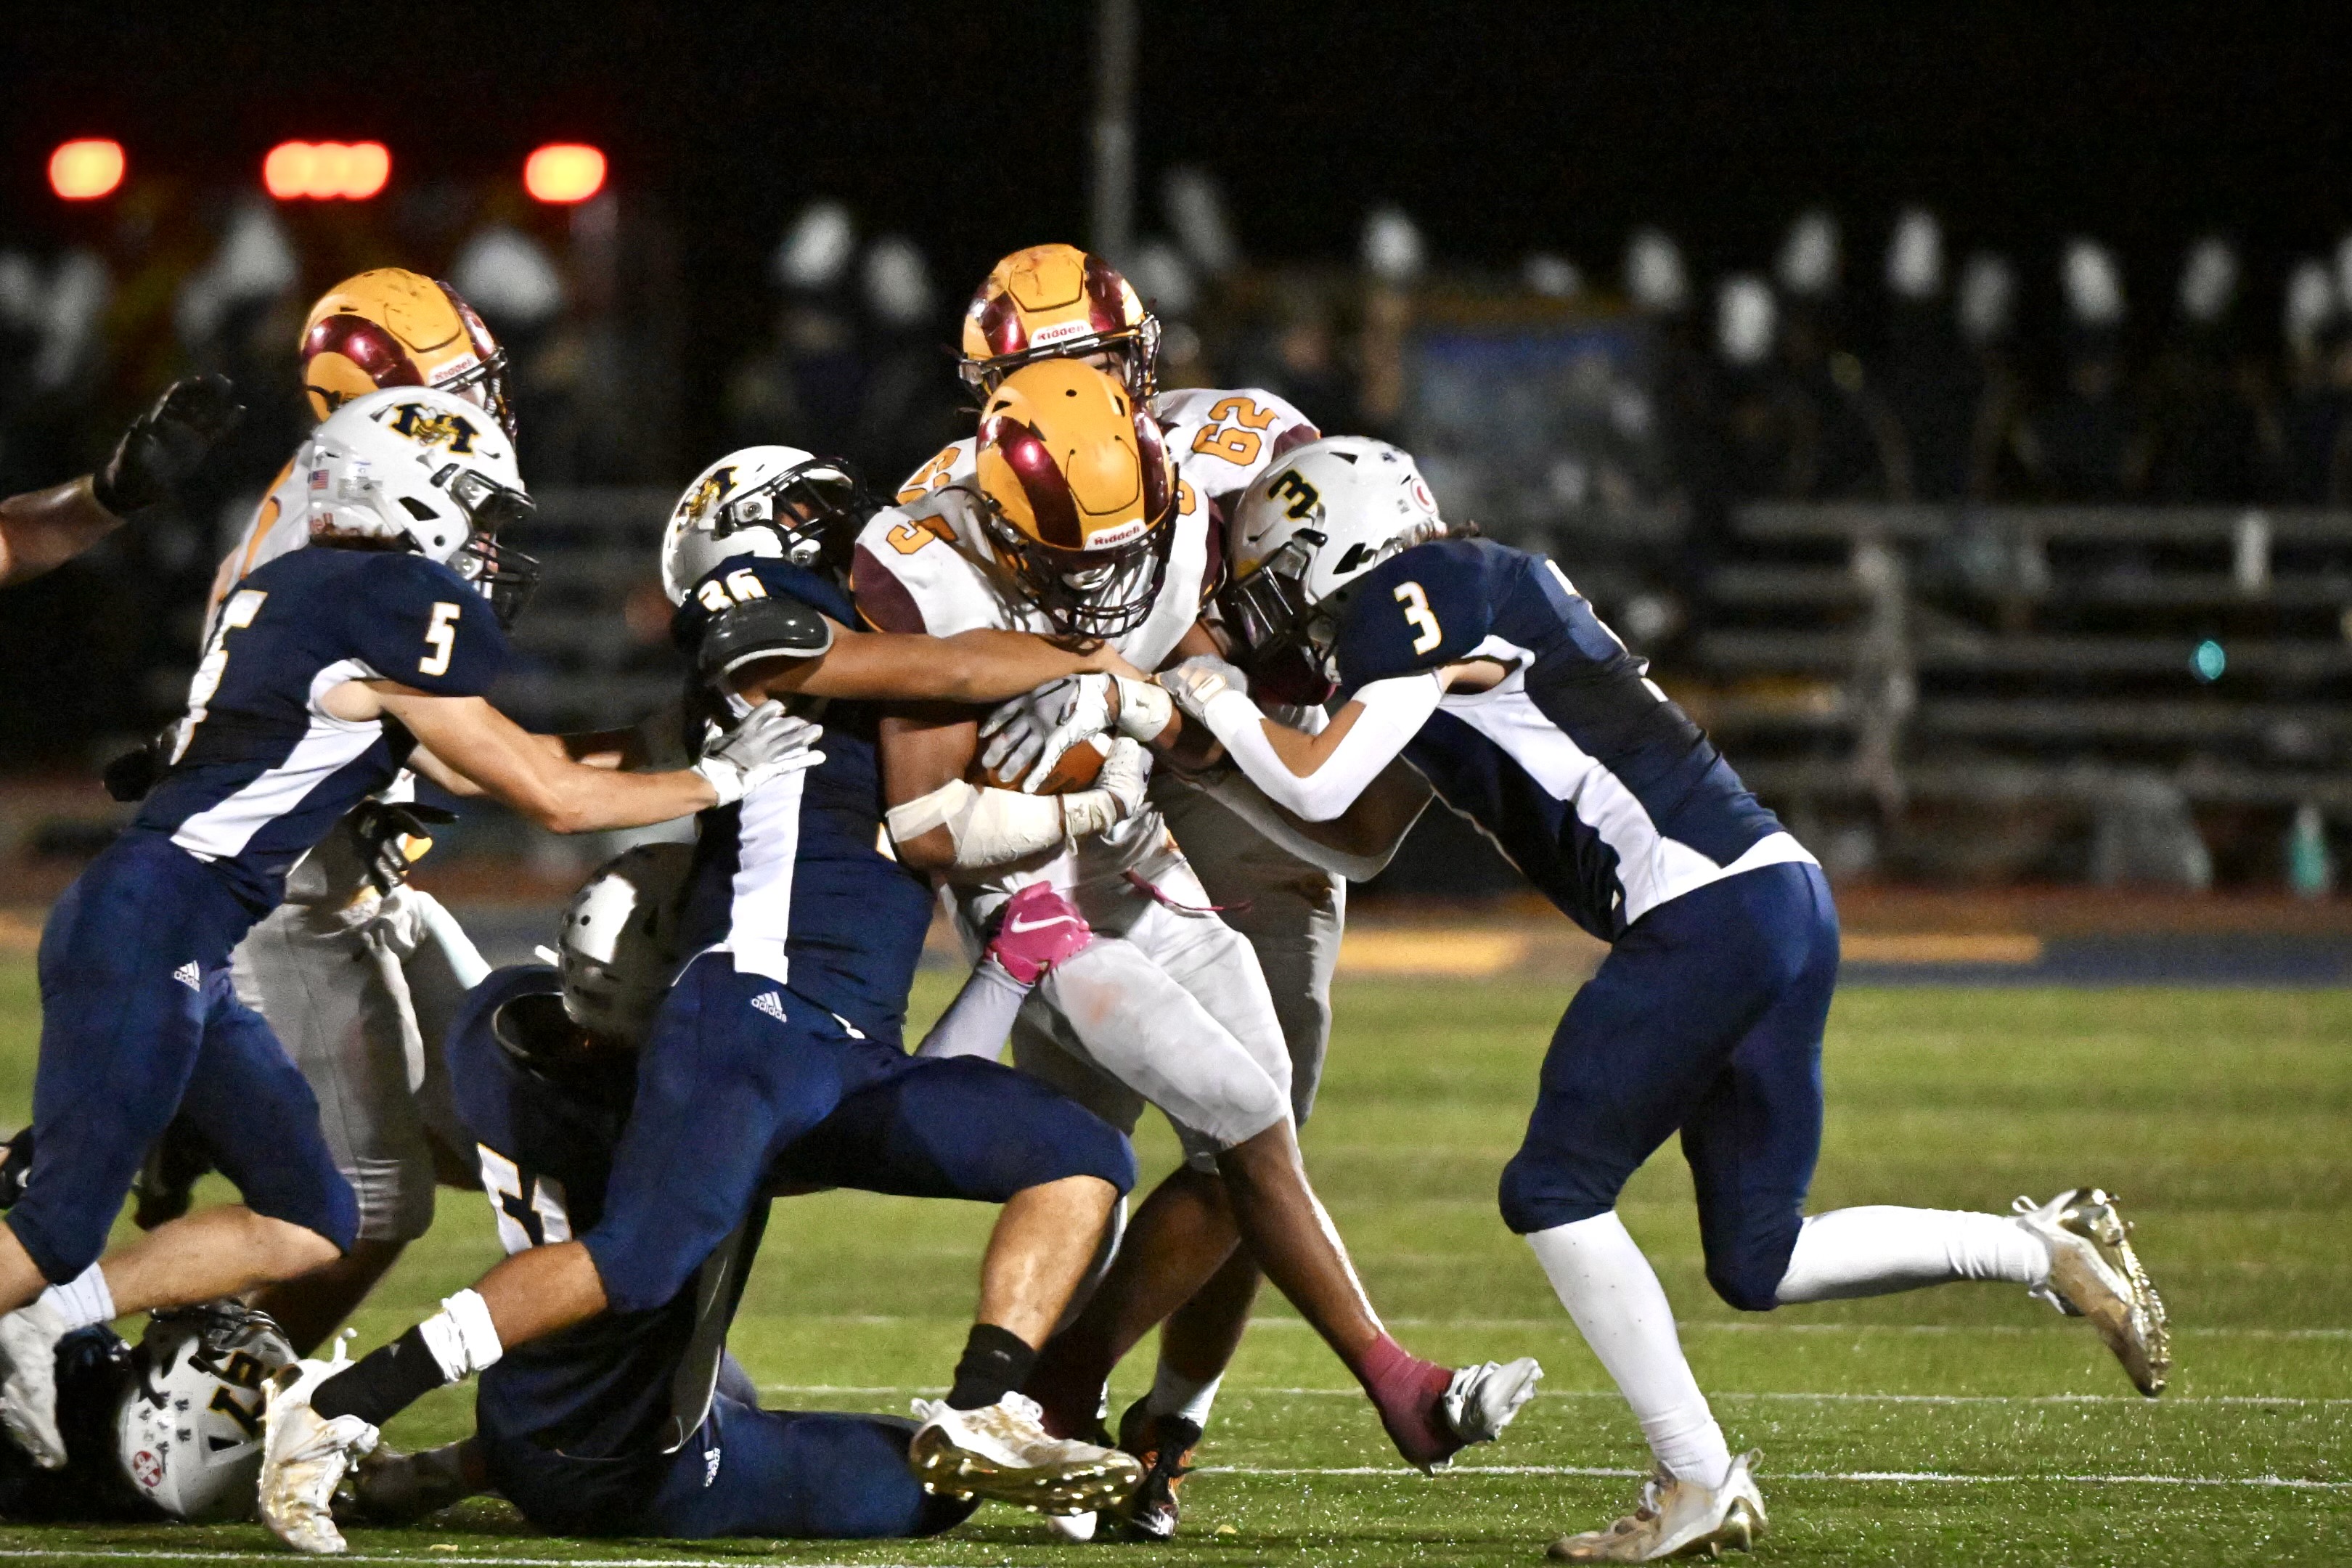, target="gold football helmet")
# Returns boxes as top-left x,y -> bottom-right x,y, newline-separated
959,243 -> 1159,401
299,269 -> 515,438
973,359 -> 1175,637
